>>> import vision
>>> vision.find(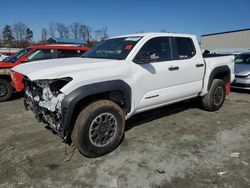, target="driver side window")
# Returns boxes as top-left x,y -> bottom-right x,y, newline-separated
134,37 -> 173,63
